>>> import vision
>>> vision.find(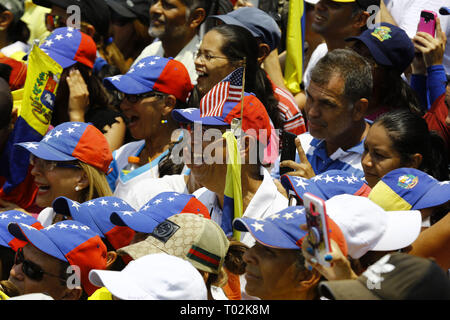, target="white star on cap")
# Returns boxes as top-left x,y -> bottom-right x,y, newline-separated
71,201 -> 81,210
149,61 -> 156,65
141,204 -> 150,211
71,224 -> 79,230
13,215 -> 21,220
55,34 -> 64,41
86,201 -> 95,206
21,214 -> 27,218
439,181 -> 449,186
294,208 -> 304,215
110,75 -> 121,81
44,39 -> 54,47
80,226 -> 90,231
67,27 -> 74,32
295,178 -> 309,190
128,68 -> 135,73
53,130 -> 63,138
153,199 -> 162,205
335,175 -> 344,183
182,108 -> 195,113
66,127 -> 75,134
251,221 -> 264,232
0,214 -> 8,219
24,142 -> 38,149
345,177 -> 355,184
137,62 -> 146,68
323,174 -> 334,183
66,32 -> 73,38
100,199 -> 108,206
269,214 -> 280,220
283,212 -> 294,220
58,222 -> 68,229
154,56 -> 161,60
122,211 -> 133,216
312,175 -> 323,182
112,202 -> 120,207
350,174 -> 358,182
42,134 -> 52,142
167,197 -> 175,202
46,224 -> 55,230
72,123 -> 81,127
